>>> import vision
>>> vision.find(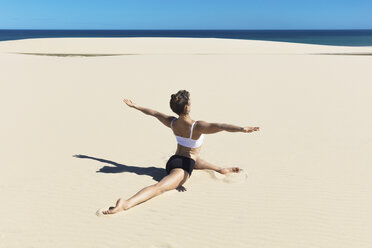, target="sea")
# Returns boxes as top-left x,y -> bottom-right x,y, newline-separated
1,29 -> 372,46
